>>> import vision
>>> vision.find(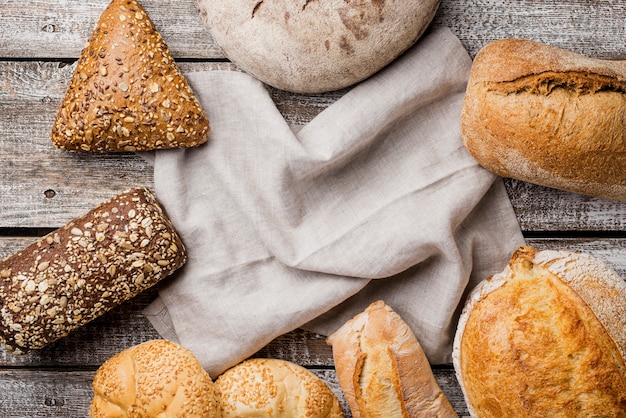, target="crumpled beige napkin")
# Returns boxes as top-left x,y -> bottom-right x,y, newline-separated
143,27 -> 525,377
